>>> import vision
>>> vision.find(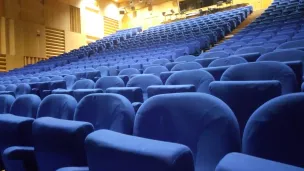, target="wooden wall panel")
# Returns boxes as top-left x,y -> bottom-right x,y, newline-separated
46,27 -> 65,58
45,0 -> 70,31
0,0 -> 4,17
104,16 -> 118,36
